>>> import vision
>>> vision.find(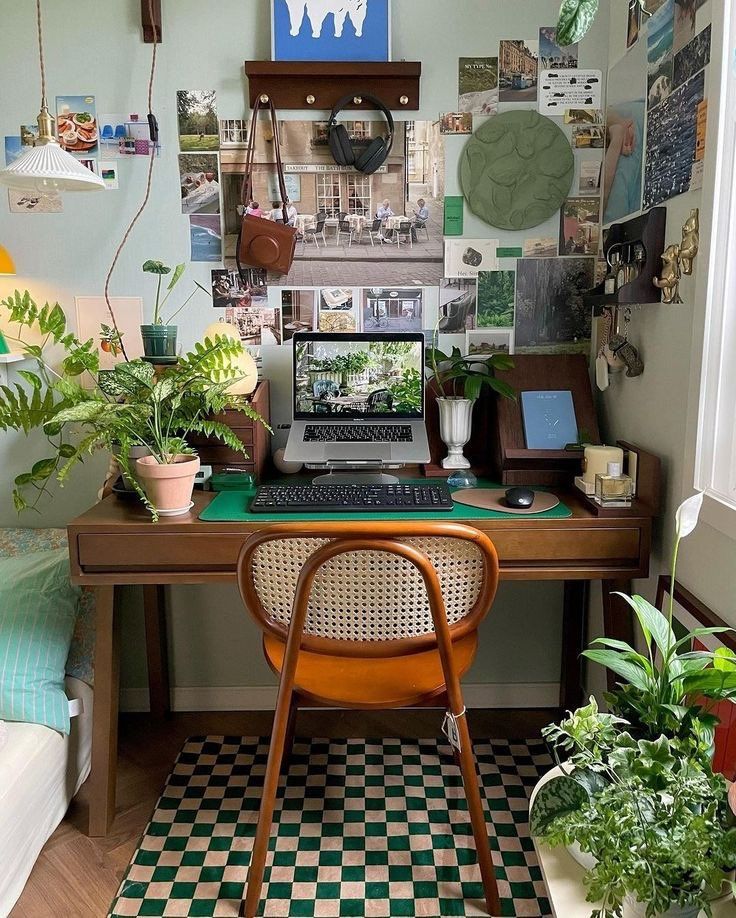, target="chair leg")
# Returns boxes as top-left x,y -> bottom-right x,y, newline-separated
280,693 -> 299,774
242,675 -> 296,918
